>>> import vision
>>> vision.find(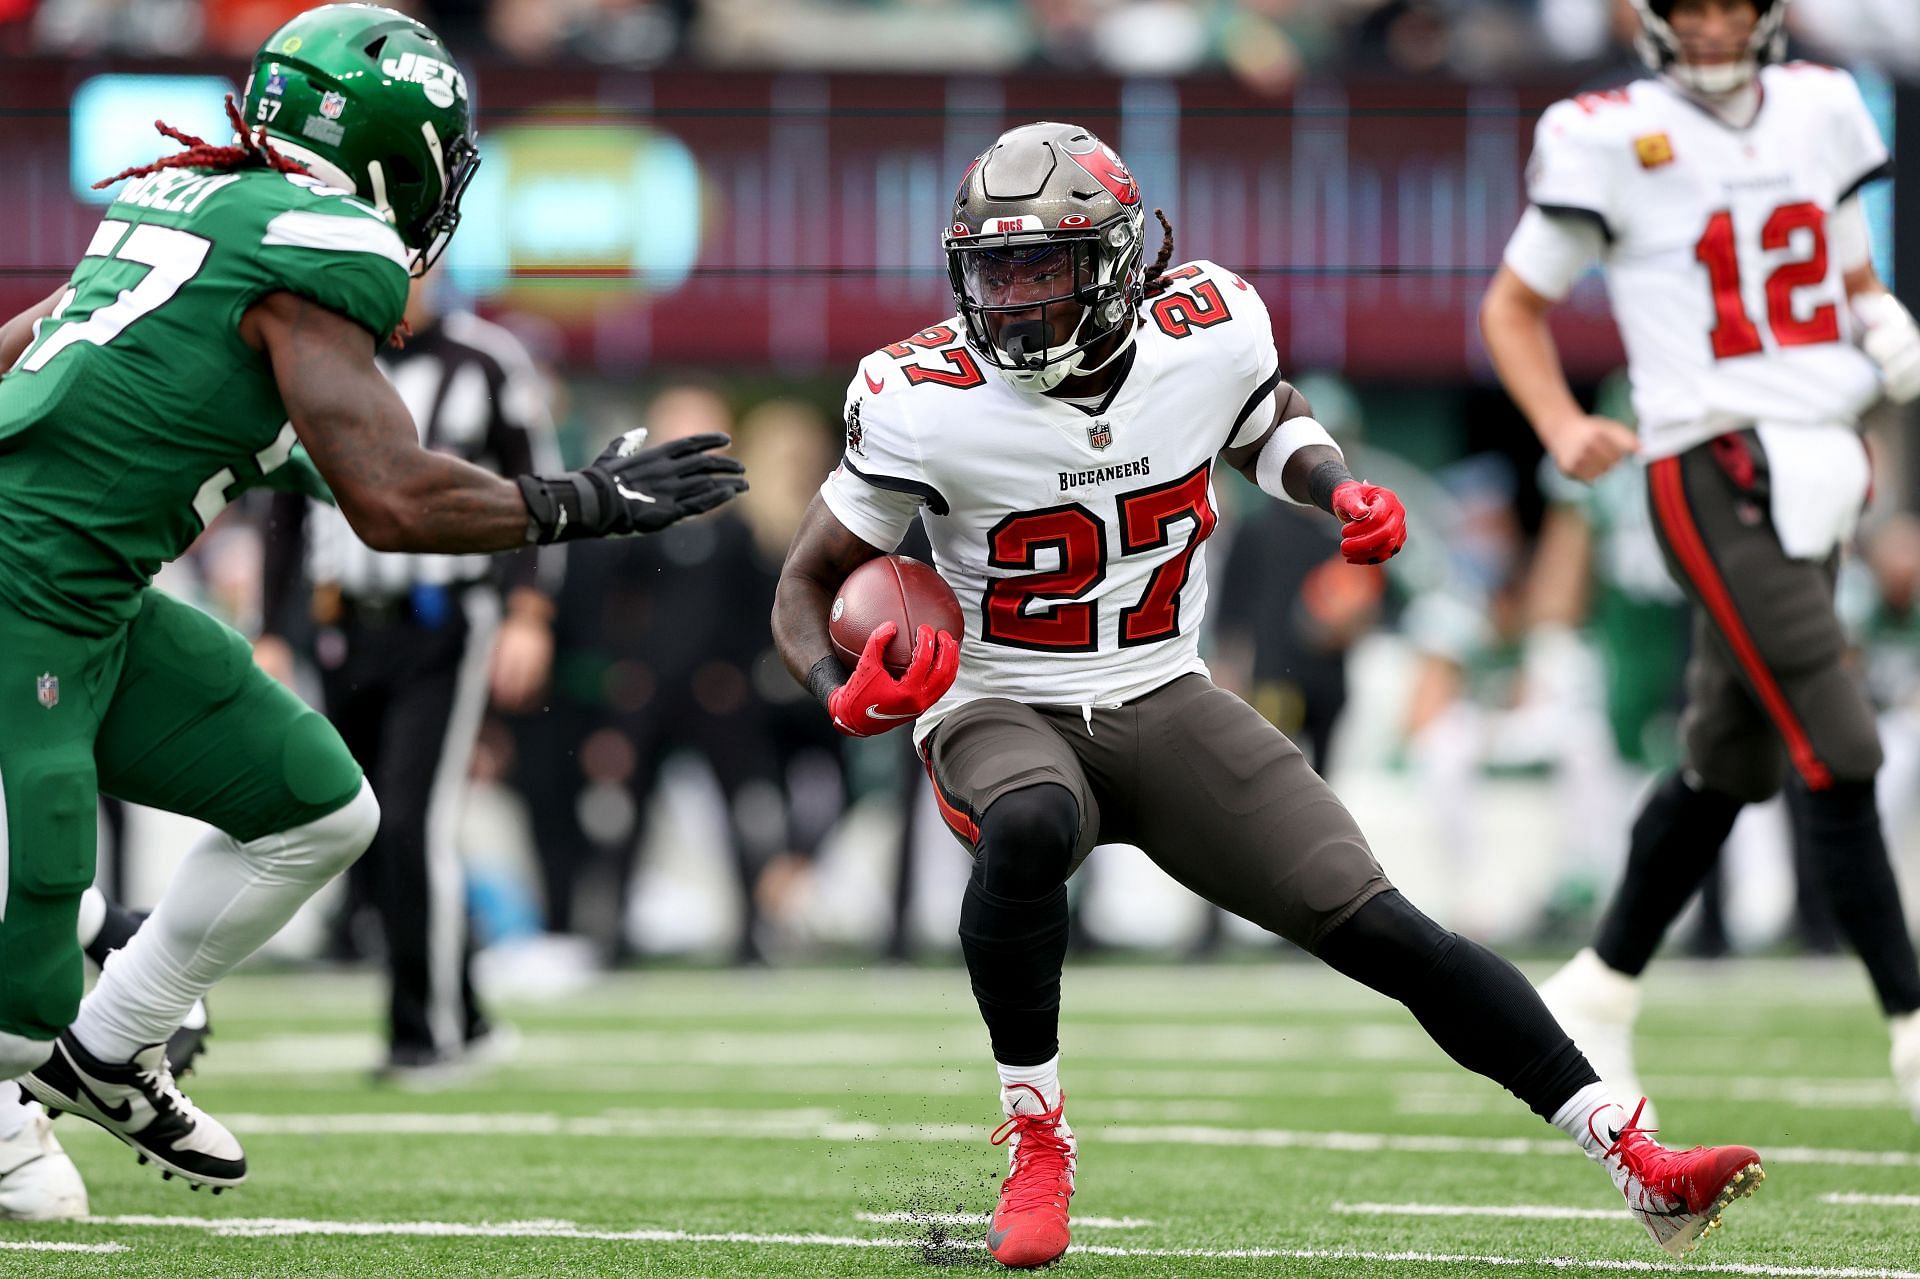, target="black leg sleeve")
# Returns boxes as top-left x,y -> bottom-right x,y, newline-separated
1318,890 -> 1599,1120
1594,771 -> 1744,976
1801,780 -> 1920,1016
956,784 -> 1079,1068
